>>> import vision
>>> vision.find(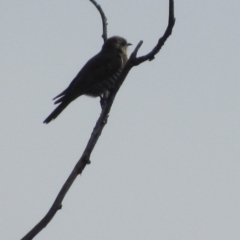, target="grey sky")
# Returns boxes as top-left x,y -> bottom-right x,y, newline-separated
1,1 -> 240,239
